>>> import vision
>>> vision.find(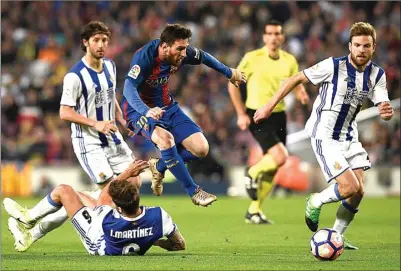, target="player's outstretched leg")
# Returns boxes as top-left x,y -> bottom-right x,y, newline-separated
149,145 -> 203,196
